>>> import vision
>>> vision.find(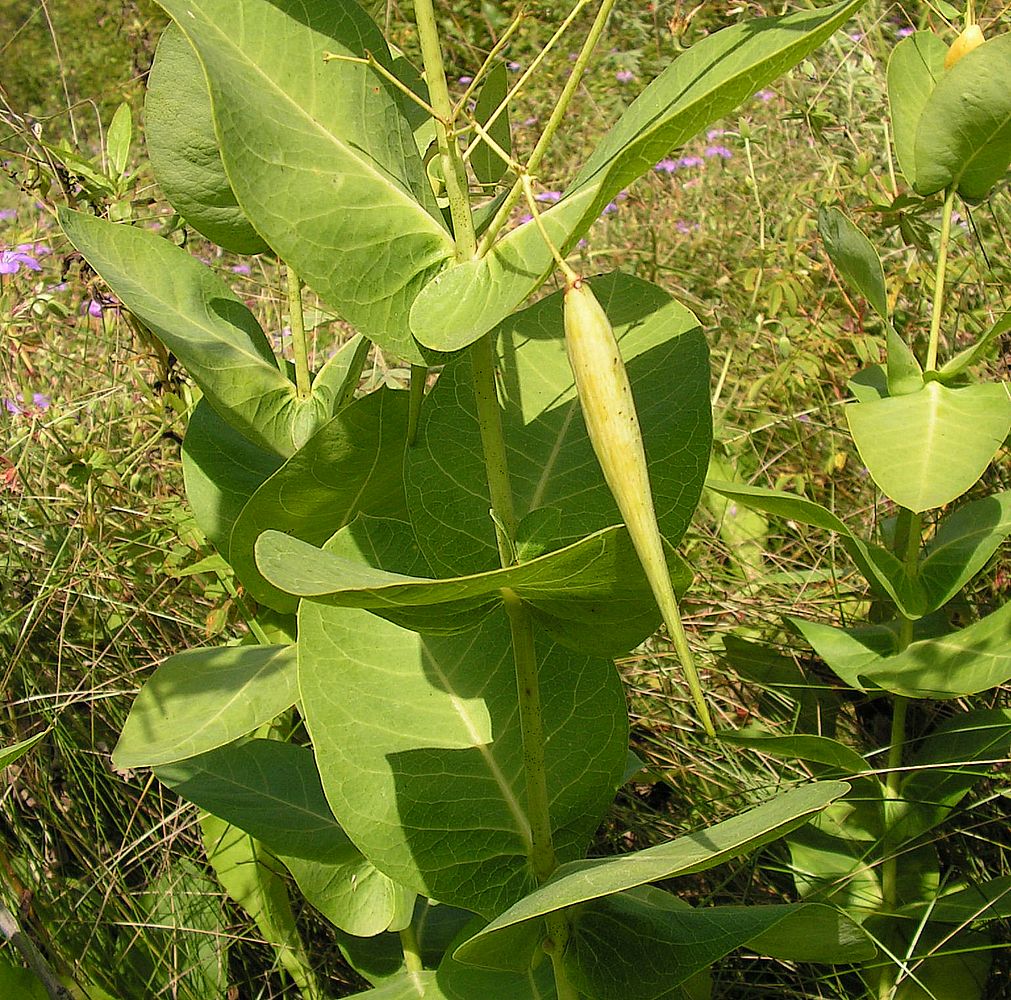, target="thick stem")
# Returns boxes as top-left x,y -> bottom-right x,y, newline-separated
502,588 -> 557,882
413,0 -> 476,258
543,910 -> 580,1000
399,924 -> 423,975
286,264 -> 311,399
470,335 -> 518,564
924,186 -> 956,371
407,365 -> 427,447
